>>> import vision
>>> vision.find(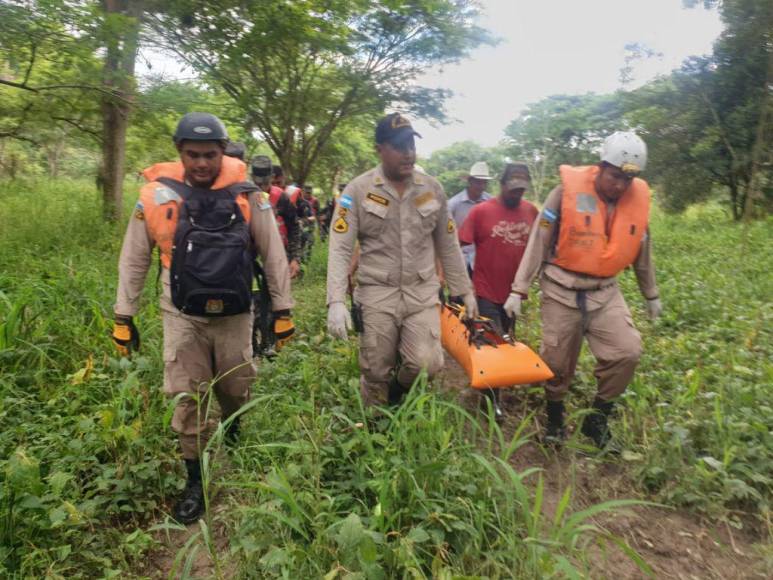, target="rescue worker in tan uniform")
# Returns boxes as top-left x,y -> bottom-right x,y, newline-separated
505,131 -> 662,448
111,113 -> 293,524
327,113 -> 477,406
